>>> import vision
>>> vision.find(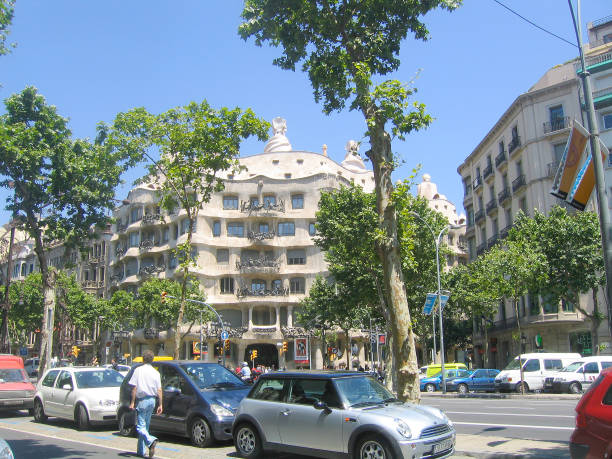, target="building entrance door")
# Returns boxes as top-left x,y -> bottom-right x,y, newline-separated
245,343 -> 279,369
